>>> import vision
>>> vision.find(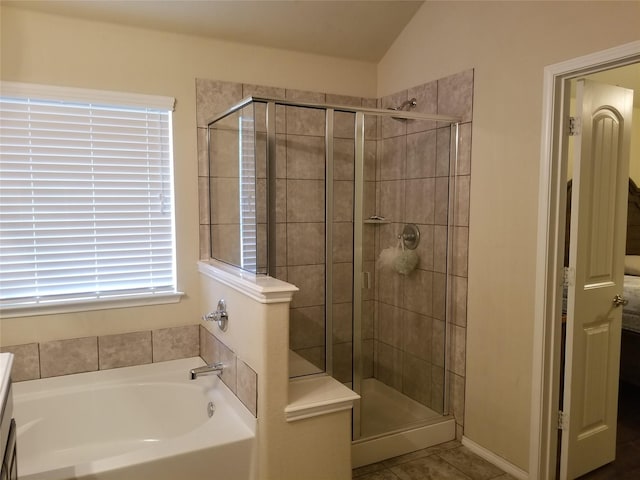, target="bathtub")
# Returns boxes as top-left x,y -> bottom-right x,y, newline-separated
12,357 -> 256,480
